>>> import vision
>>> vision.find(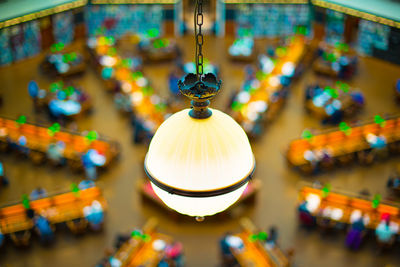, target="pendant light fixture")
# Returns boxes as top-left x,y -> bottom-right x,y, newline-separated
144,0 -> 255,219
